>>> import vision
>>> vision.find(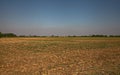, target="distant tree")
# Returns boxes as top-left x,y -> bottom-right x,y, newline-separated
91,34 -> 107,37
51,34 -> 55,37
72,35 -> 76,37
0,32 -> 2,38
3,33 -> 17,37
0,32 -> 17,37
109,35 -> 120,37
